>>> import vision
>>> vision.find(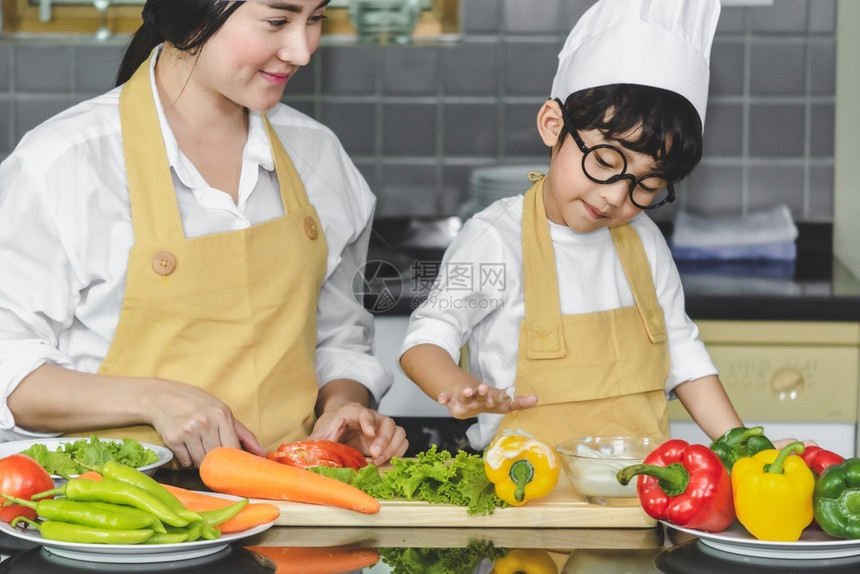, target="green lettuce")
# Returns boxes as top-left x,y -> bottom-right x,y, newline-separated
20,435 -> 160,475
309,445 -> 506,515
378,542 -> 506,574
